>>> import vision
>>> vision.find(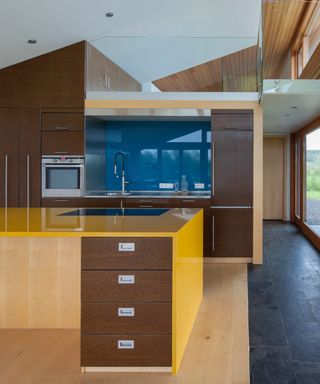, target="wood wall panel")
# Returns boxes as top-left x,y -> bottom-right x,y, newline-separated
0,42 -> 85,108
300,42 -> 320,79
0,237 -> 81,328
263,137 -> 285,220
